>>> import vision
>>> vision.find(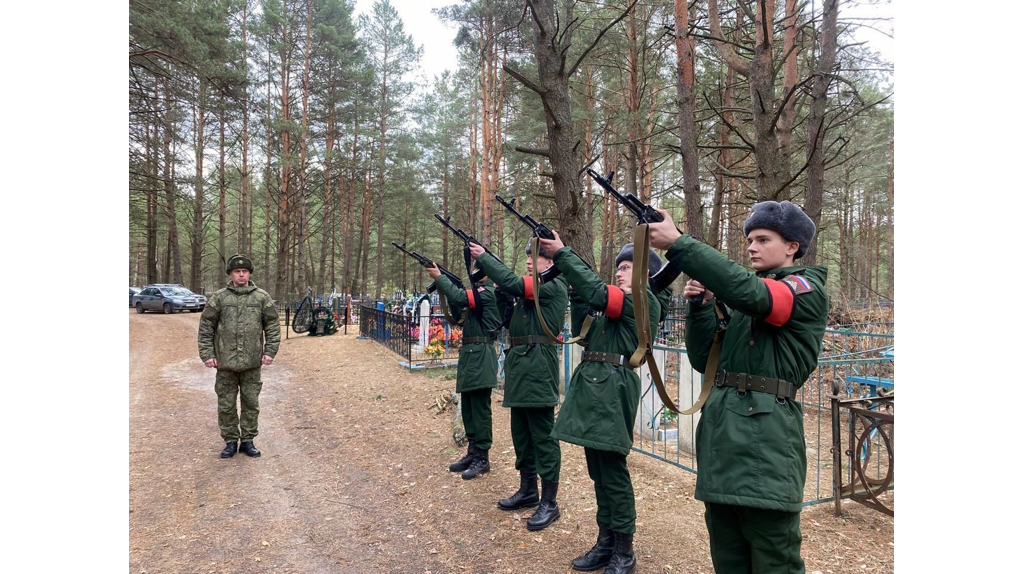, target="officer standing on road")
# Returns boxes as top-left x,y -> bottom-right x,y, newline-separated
198,255 -> 281,459
470,241 -> 568,532
537,234 -> 665,574
646,202 -> 828,574
426,264 -> 502,480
